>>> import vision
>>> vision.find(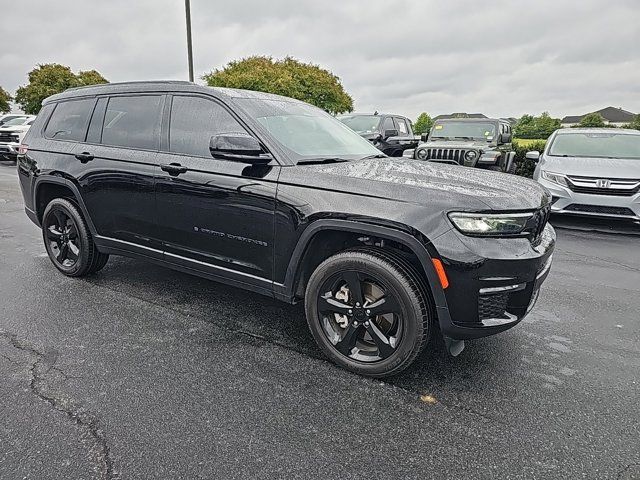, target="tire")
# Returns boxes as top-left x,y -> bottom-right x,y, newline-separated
304,247 -> 433,377
41,198 -> 100,277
